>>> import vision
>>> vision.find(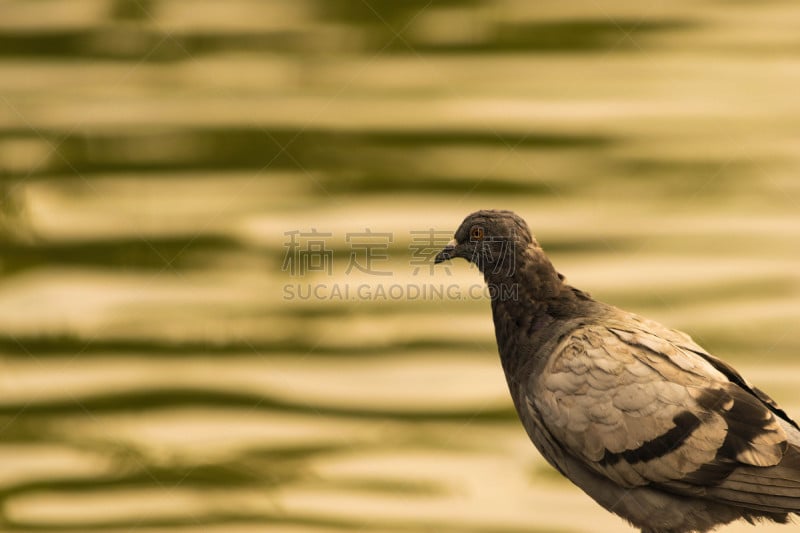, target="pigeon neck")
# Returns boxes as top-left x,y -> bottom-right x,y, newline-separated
483,243 -> 563,306
485,243 -> 564,378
